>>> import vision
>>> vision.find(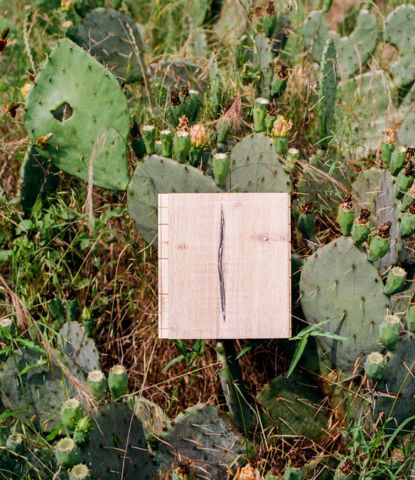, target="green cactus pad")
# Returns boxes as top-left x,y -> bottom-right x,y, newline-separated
300,237 -> 391,374
157,403 -> 245,479
301,9 -> 377,78
58,321 -> 100,373
73,8 -> 144,84
374,334 -> 415,430
384,5 -> 415,88
20,145 -> 59,216
228,133 -> 291,193
318,39 -> 337,148
127,155 -> 220,243
301,10 -> 337,63
84,403 -> 155,479
258,371 -> 328,442
337,71 -> 394,158
24,39 -> 130,191
254,33 -> 273,99
0,349 -> 85,431
352,168 -> 401,270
